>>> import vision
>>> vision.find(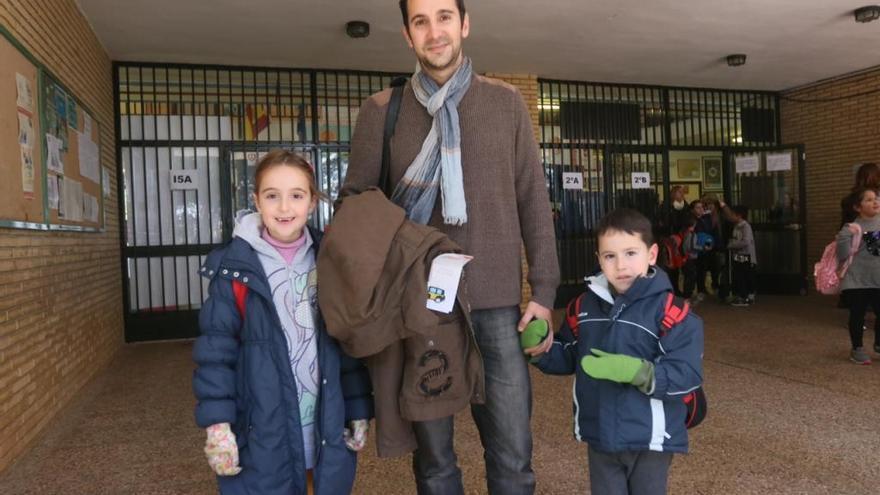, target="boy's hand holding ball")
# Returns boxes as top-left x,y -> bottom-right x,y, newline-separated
519,319 -> 550,363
